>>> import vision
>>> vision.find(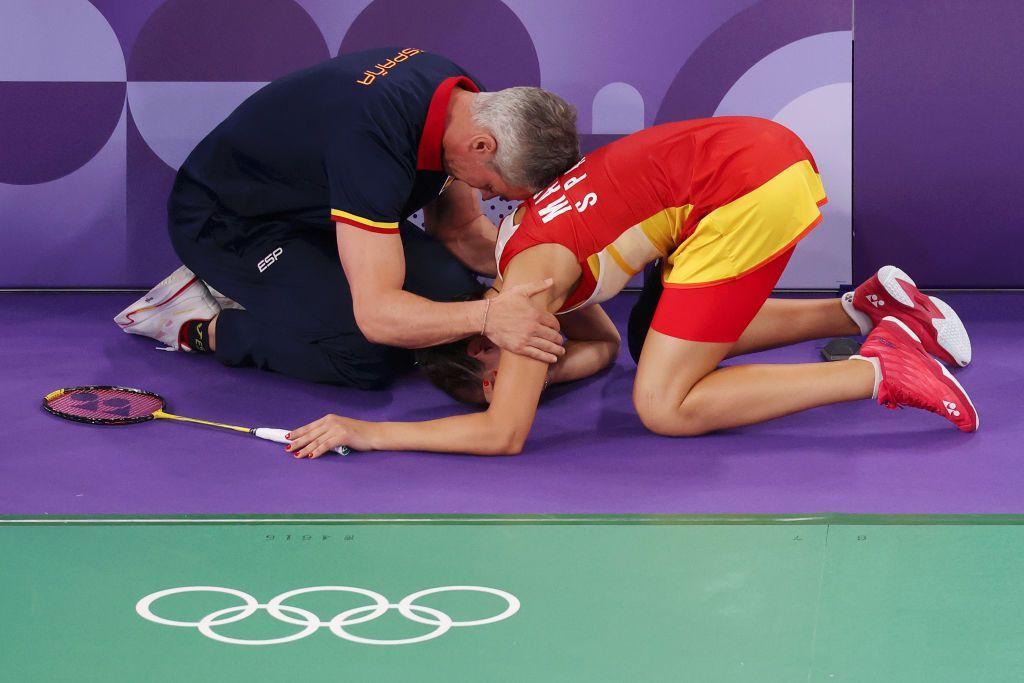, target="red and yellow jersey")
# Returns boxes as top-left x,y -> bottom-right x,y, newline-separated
495,117 -> 828,313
